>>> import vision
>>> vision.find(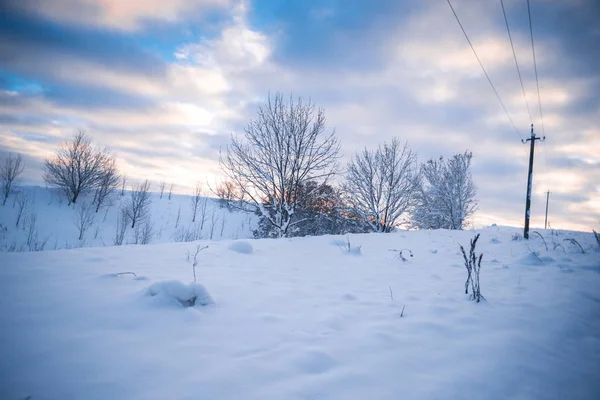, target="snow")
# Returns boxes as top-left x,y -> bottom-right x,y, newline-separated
0,186 -> 257,251
228,240 -> 253,254
147,280 -> 215,307
1,226 -> 599,399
